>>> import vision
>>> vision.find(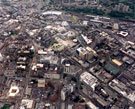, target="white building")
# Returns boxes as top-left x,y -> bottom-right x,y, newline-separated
42,11 -> 62,16
81,34 -> 92,45
109,79 -> 135,102
86,101 -> 99,109
80,72 -> 98,91
20,99 -> 34,109
16,65 -> 26,70
61,21 -> 69,27
38,50 -> 47,55
0,53 -> 3,62
8,86 -> 19,97
44,74 -> 60,79
117,31 -> 128,37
